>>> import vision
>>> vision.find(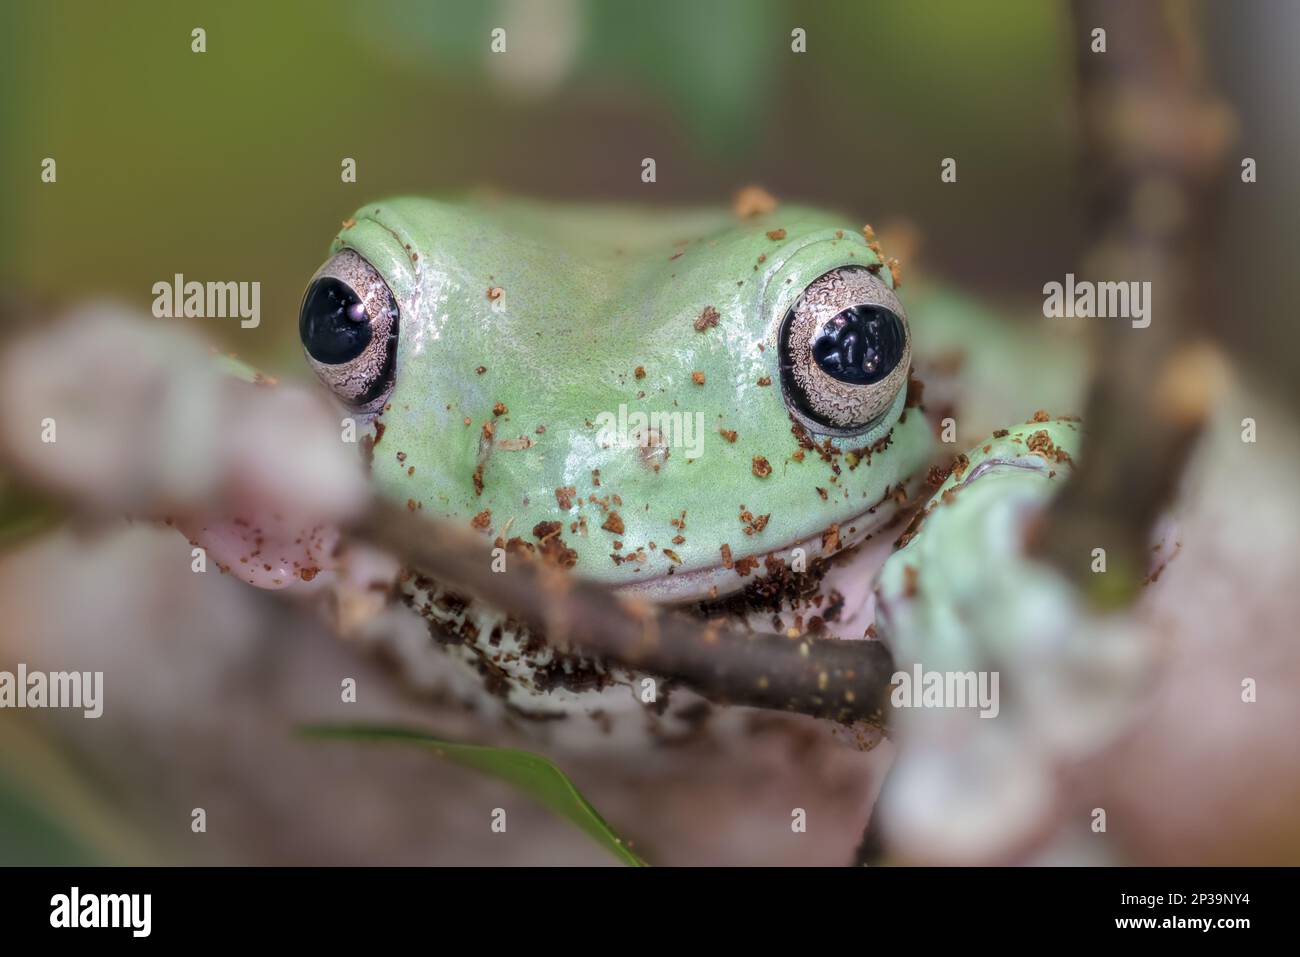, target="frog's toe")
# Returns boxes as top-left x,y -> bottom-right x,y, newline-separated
871,420 -> 1154,861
